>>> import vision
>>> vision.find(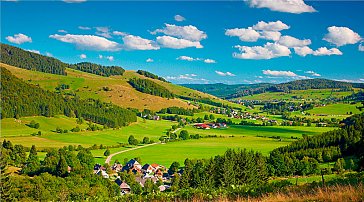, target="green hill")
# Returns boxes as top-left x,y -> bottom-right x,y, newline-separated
1,44 -> 236,111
